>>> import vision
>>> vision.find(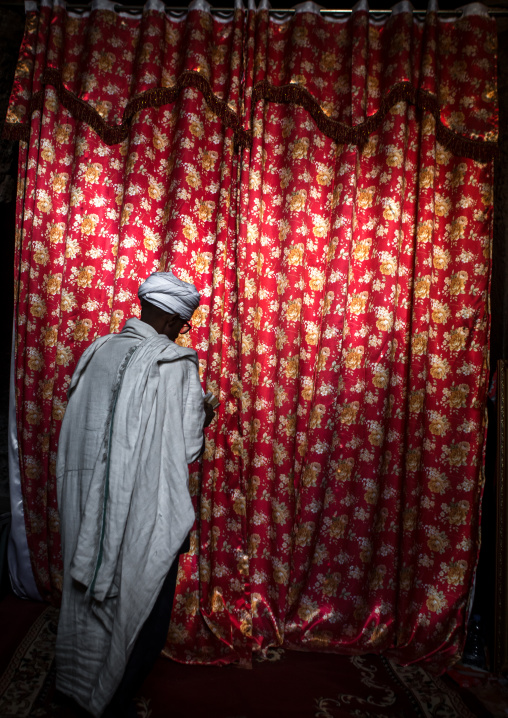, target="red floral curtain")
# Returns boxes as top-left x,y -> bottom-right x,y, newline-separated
4,0 -> 498,672
6,0 -> 244,600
